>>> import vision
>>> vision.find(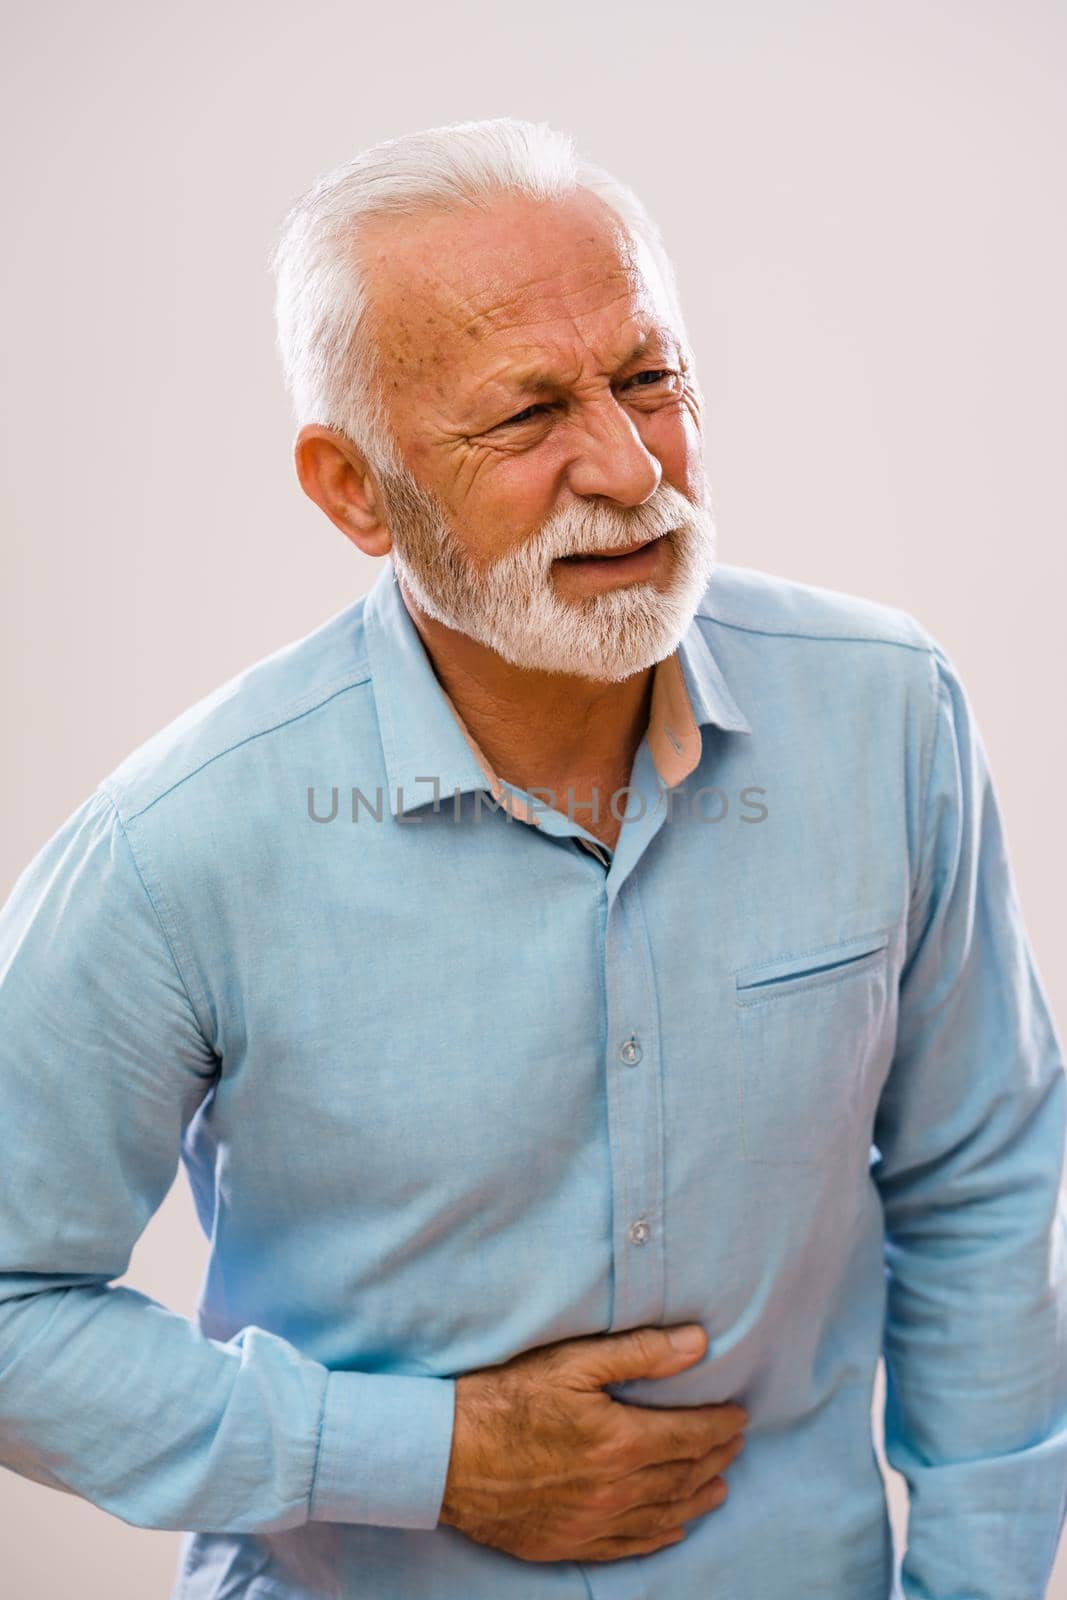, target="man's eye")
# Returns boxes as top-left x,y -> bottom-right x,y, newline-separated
497,404 -> 544,428
493,371 -> 678,431
627,368 -> 676,388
